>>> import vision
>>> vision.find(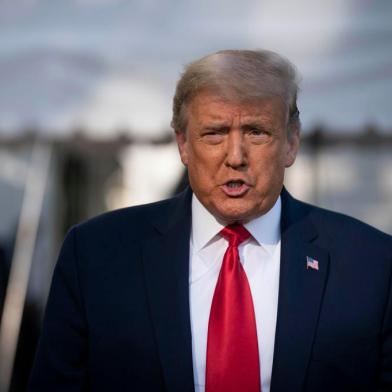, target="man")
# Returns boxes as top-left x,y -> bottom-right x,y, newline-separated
29,50 -> 392,391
